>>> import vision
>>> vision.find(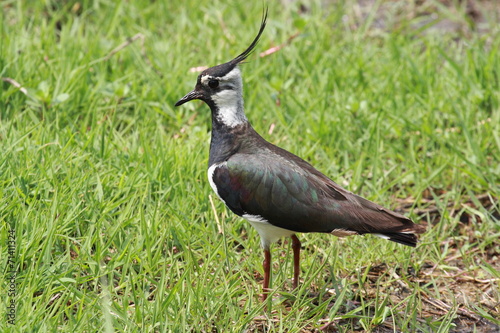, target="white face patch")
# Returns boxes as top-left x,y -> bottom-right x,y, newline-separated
200,75 -> 213,86
202,67 -> 248,128
201,67 -> 242,89
220,67 -> 242,82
